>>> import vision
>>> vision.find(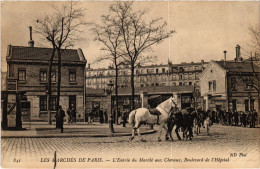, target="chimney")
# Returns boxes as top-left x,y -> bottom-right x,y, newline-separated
28,26 -> 34,47
223,50 -> 227,67
88,63 -> 90,69
235,44 -> 243,61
